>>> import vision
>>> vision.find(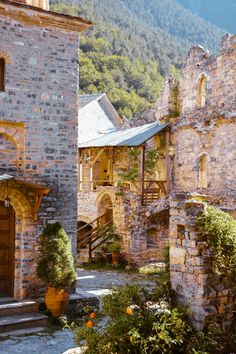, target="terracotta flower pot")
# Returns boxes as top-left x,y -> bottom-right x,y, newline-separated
112,251 -> 121,266
45,287 -> 69,317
